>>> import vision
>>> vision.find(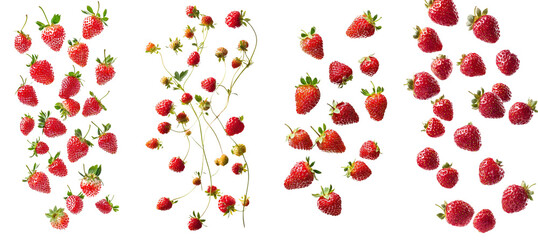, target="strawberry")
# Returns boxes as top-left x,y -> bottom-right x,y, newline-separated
491,83 -> 511,102
186,6 -> 200,18
170,38 -> 182,54
432,95 -> 453,121
192,172 -> 202,186
329,101 -> 359,125
359,55 -> 379,76
187,51 -> 200,66
95,195 -> 119,214
467,7 -> 500,43
65,186 -> 84,214
48,152 -> 67,177
156,99 -> 175,116
200,15 -> 214,28
238,40 -> 249,51
181,93 -> 193,105
215,154 -> 229,167
201,77 -> 216,92
95,50 -> 116,85
437,200 -> 474,227
206,185 -> 220,198
184,25 -> 195,39
346,10 -> 382,38
188,212 -> 205,231
232,144 -> 247,156
82,91 -> 109,117
413,26 -> 443,53
509,100 -> 537,125
158,122 -> 171,134
82,2 -> 109,39
46,206 -> 69,230
225,10 -> 248,28
423,117 -> 445,138
479,158 -> 504,185
231,57 -> 242,69
359,140 -> 380,160
437,163 -> 458,188
225,116 -> 245,136
231,163 -> 245,175
156,197 -> 175,211
496,50 -> 519,76
169,157 -> 185,173
38,111 -> 67,138
27,54 -> 54,85
502,181 -> 535,213
17,77 -> 38,107
469,88 -> 505,119
295,74 -> 321,114
458,53 -> 486,77
67,128 -> 93,162
473,209 -> 496,233
313,185 -> 341,216
14,15 -> 32,54
55,98 -> 80,119
92,122 -> 118,154
146,138 -> 162,149
215,47 -> 227,60
218,195 -> 236,215
406,72 -> 440,100
417,147 -> 439,170
284,157 -> 320,190
285,124 -> 313,150
176,111 -> 189,124
454,123 -> 481,151
36,7 -> 65,51
300,27 -> 324,60
344,161 -> 371,181
23,163 -> 50,193
145,42 -> 160,54
425,0 -> 459,26
67,39 -> 89,67
312,124 -> 346,153
431,54 -> 452,80
58,68 -> 82,99
240,196 -> 250,207
28,138 -> 49,157
79,164 -> 103,197
20,114 -> 35,136
362,82 -> 387,121
329,61 -> 353,87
